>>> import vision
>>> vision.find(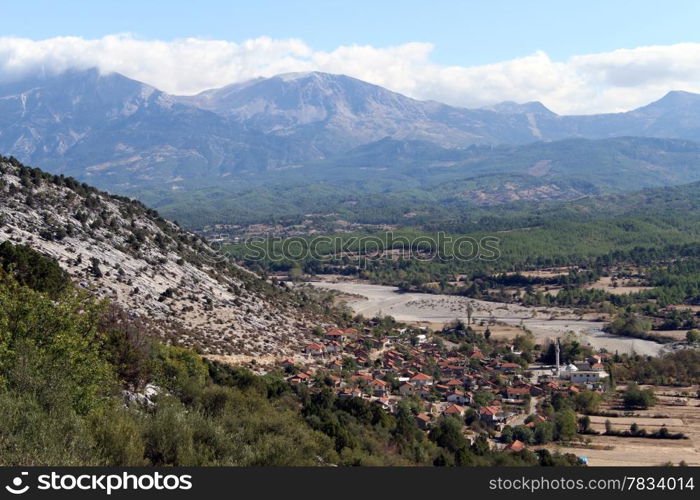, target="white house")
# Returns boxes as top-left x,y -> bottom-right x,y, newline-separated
570,370 -> 608,384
